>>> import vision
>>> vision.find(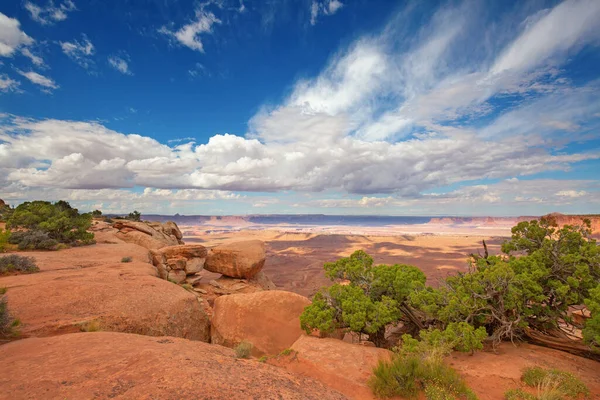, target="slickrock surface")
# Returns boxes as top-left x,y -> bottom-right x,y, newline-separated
272,335 -> 393,400
211,290 -> 310,356
0,332 -> 348,400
